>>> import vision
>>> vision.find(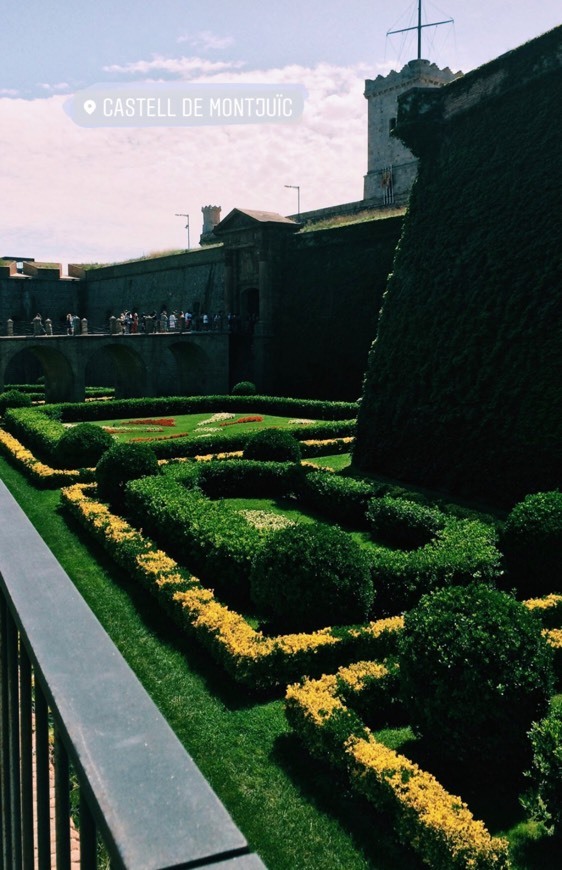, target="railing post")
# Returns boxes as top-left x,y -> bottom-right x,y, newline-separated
35,687 -> 51,870
54,730 -> 71,870
1,595 -> 14,868
7,605 -> 23,870
79,792 -> 97,870
19,646 -> 34,869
